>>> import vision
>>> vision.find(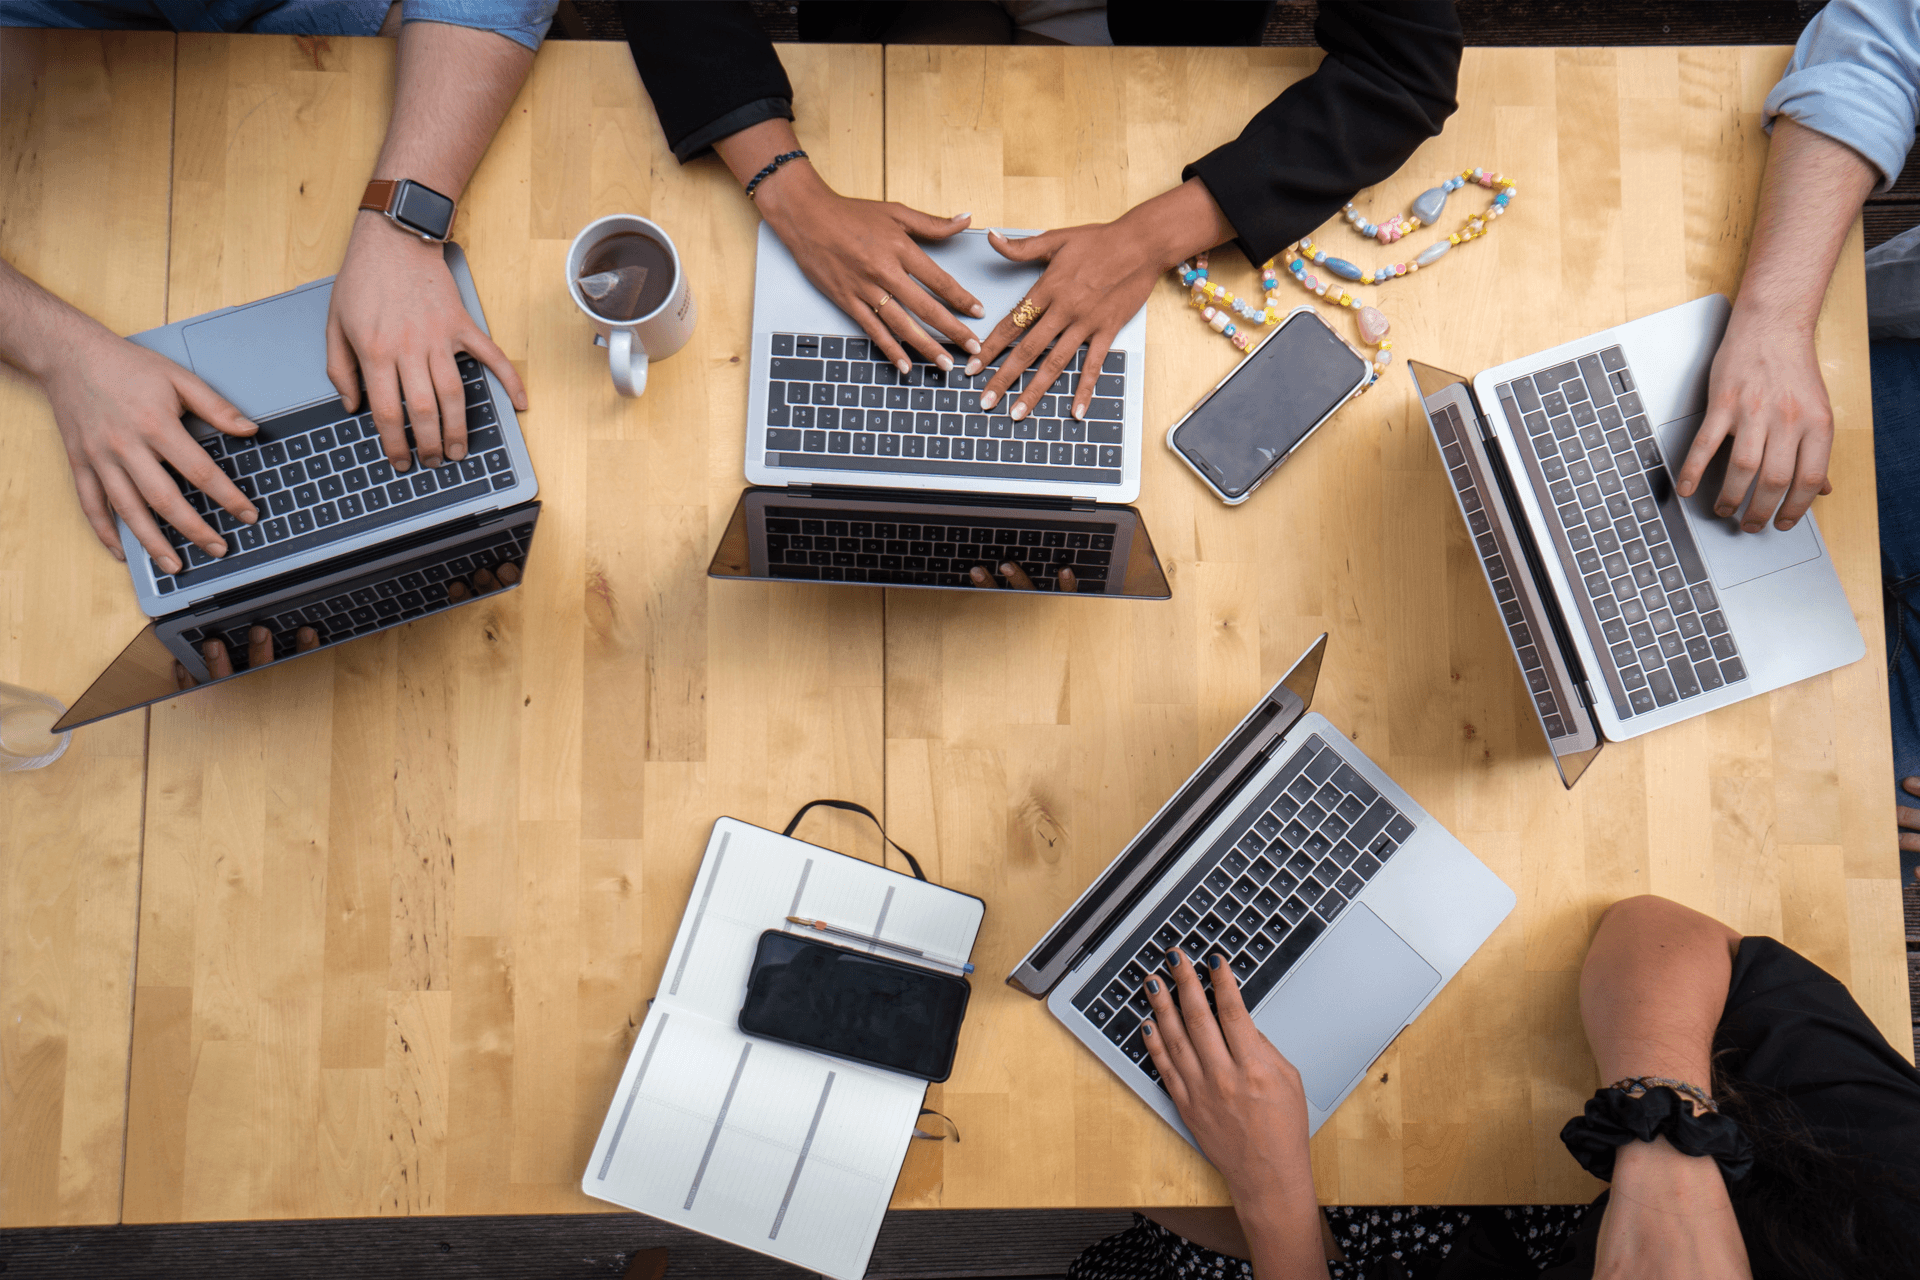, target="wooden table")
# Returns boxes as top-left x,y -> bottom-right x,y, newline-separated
0,35 -> 1906,1226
